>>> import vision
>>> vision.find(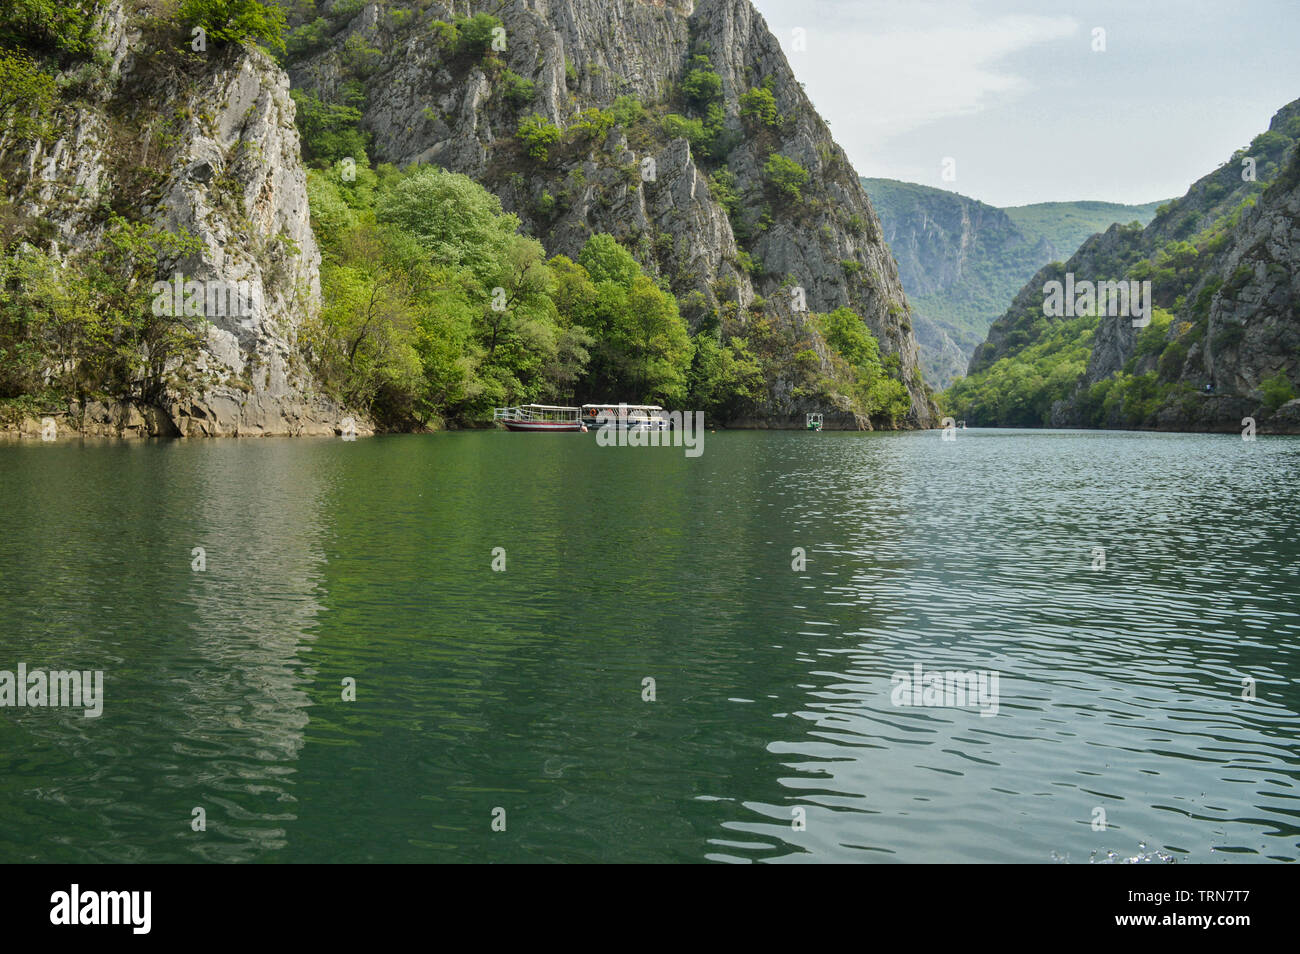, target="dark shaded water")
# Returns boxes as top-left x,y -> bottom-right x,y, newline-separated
1,429 -> 1297,862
